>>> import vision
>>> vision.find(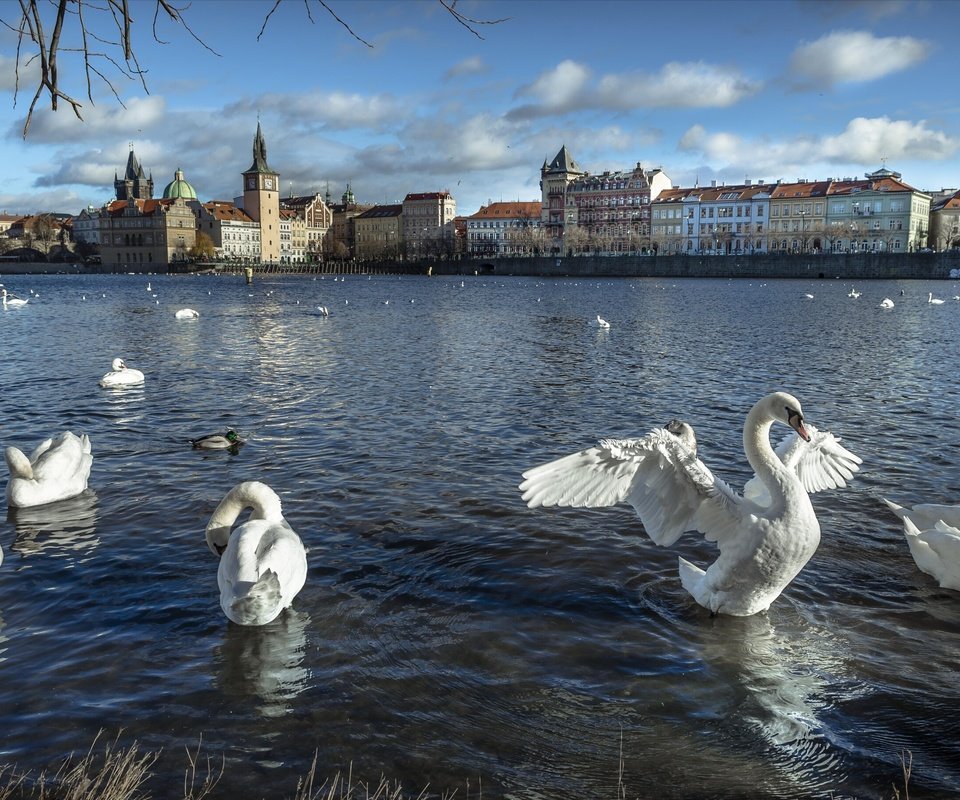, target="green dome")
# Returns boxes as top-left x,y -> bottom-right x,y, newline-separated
162,168 -> 197,200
